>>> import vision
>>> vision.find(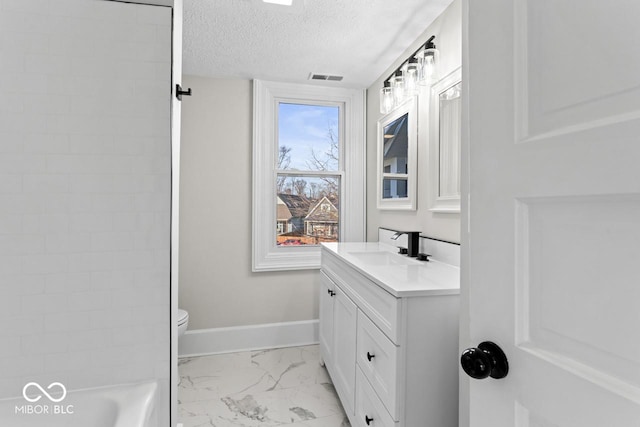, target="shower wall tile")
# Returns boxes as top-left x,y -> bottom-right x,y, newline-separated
45,233 -> 92,253
0,275 -> 45,295
68,252 -> 114,272
0,134 -> 24,153
21,293 -> 69,315
23,133 -> 69,153
1,336 -> 22,358
21,333 -> 70,356
0,4 -> 172,427
91,231 -> 133,252
0,234 -> 44,255
0,296 -> 22,317
22,253 -> 69,275
23,174 -> 69,194
44,312 -> 91,333
0,355 -> 44,379
0,214 -> 23,234
45,272 -> 91,293
67,291 -> 112,312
